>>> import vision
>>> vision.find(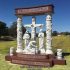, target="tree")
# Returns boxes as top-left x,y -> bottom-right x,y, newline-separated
60,32 -> 70,35
9,21 -> 26,37
52,31 -> 58,36
0,21 -> 8,37
9,22 -> 17,37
